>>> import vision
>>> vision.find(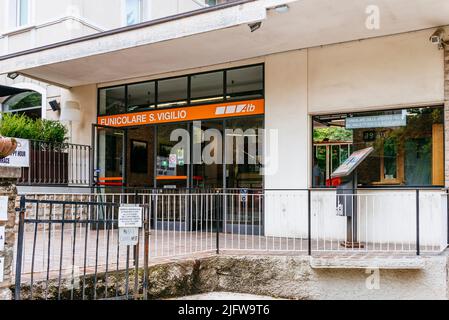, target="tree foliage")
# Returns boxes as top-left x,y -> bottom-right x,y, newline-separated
313,127 -> 353,143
